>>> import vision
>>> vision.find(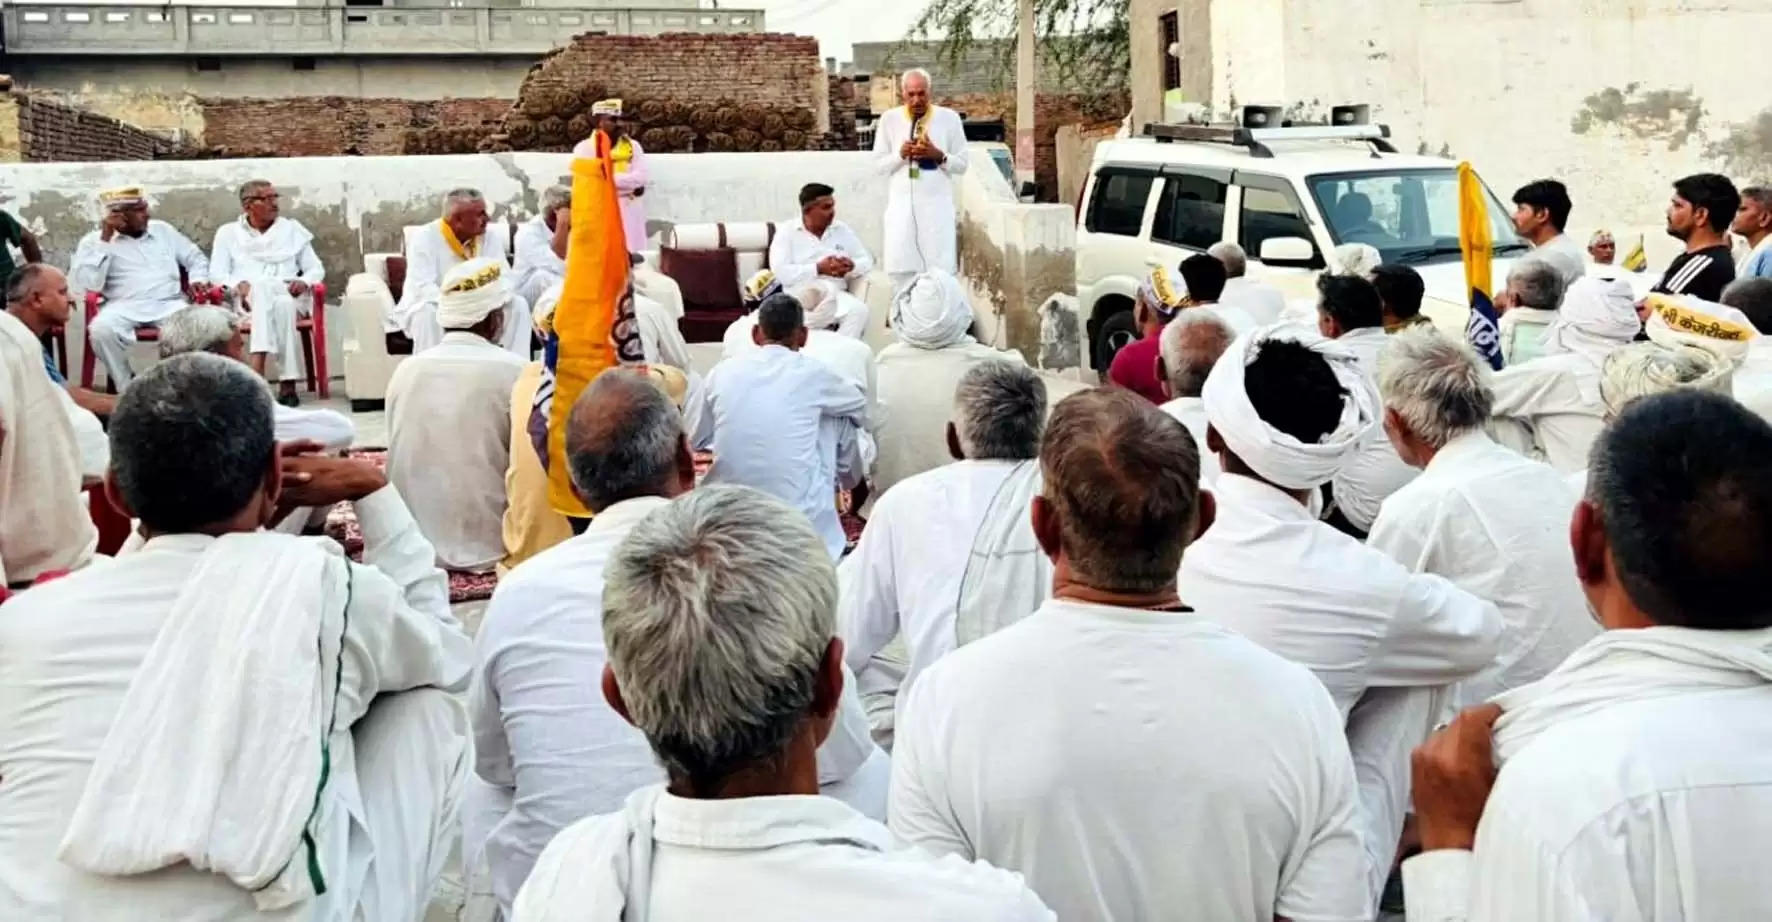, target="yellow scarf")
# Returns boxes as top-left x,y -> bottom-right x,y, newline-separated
438,218 -> 478,262
611,137 -> 634,174
905,105 -> 929,141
